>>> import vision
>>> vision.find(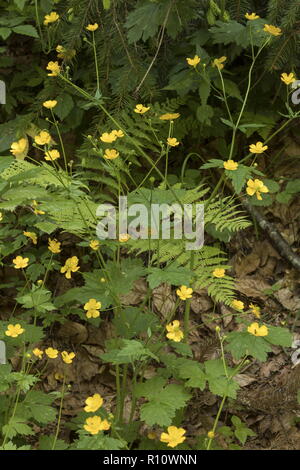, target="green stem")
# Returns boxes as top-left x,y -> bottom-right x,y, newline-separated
52,374 -> 66,450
